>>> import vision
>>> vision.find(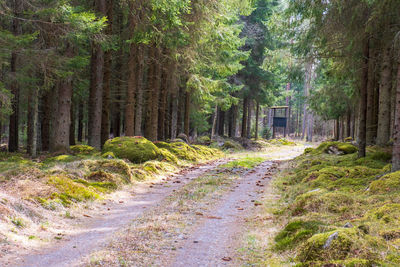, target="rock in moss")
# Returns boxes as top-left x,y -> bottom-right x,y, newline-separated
101,151 -> 115,159
222,140 -> 243,150
103,136 -> 160,163
313,141 -> 358,155
70,145 -> 96,155
197,135 -> 211,145
369,171 -> 400,194
297,229 -> 357,262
